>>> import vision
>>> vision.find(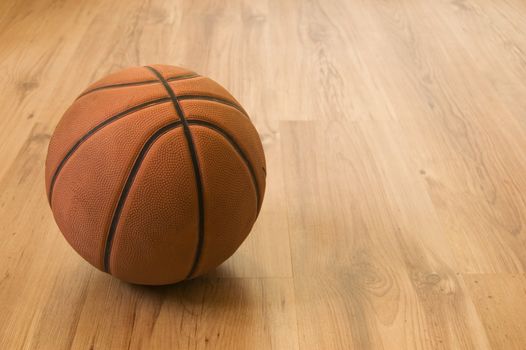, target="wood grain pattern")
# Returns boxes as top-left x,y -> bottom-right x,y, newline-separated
0,0 -> 525,348
464,274 -> 526,349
